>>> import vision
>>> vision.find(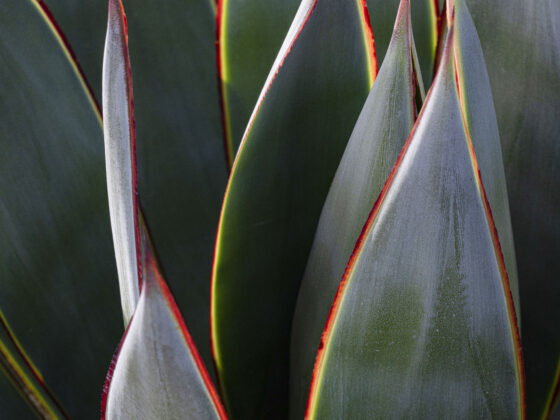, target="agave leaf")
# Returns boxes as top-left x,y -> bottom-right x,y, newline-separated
48,0 -> 227,369
306,28 -> 524,419
0,372 -> 38,420
217,0 -> 301,165
366,0 -> 435,86
0,312 -> 67,419
102,228 -> 227,420
211,0 -> 376,417
450,0 -> 520,321
290,0 -> 417,417
464,0 -> 560,416
103,0 -> 142,325
0,0 -> 122,417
